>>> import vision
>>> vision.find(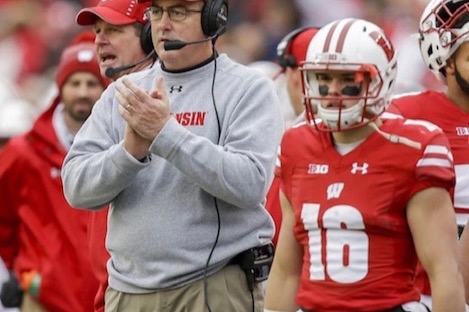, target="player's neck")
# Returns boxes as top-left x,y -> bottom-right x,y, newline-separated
333,139 -> 364,155
331,118 -> 381,144
445,90 -> 469,113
